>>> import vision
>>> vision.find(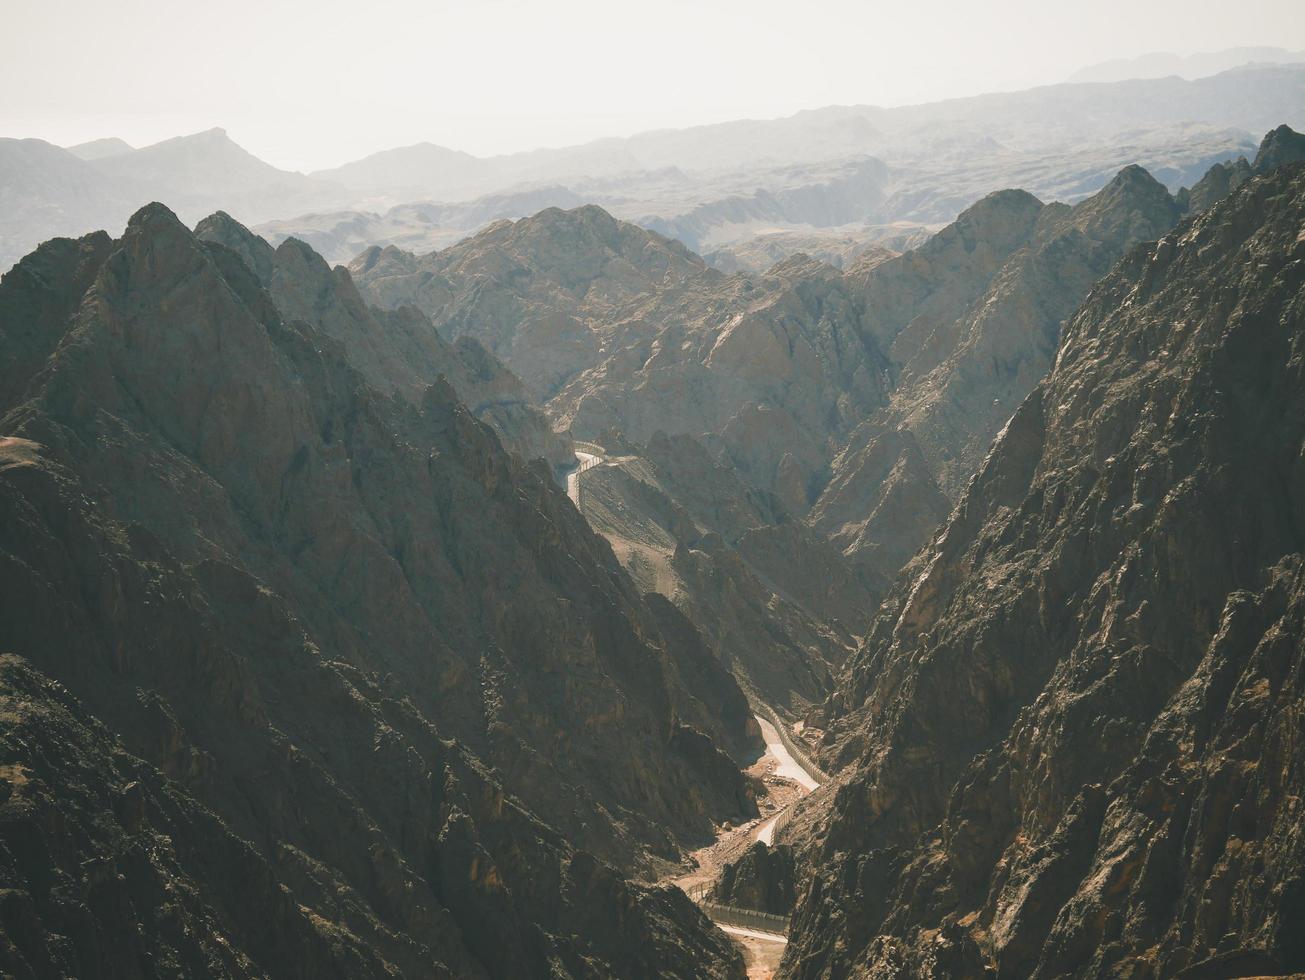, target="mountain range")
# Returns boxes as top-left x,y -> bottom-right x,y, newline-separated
3,43 -> 1305,976
4,62 -> 1304,275
1068,45 -> 1304,84
784,146 -> 1305,980
342,126 -> 1303,732
0,202 -> 761,977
